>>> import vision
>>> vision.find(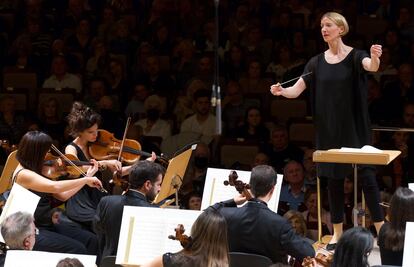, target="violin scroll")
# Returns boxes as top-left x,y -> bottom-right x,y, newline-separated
168,224 -> 192,250
223,170 -> 252,200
